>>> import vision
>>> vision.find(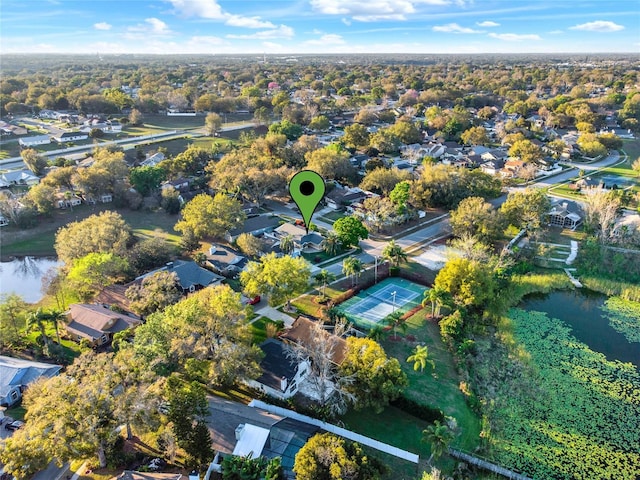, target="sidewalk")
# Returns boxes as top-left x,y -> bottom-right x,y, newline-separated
253,303 -> 297,327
